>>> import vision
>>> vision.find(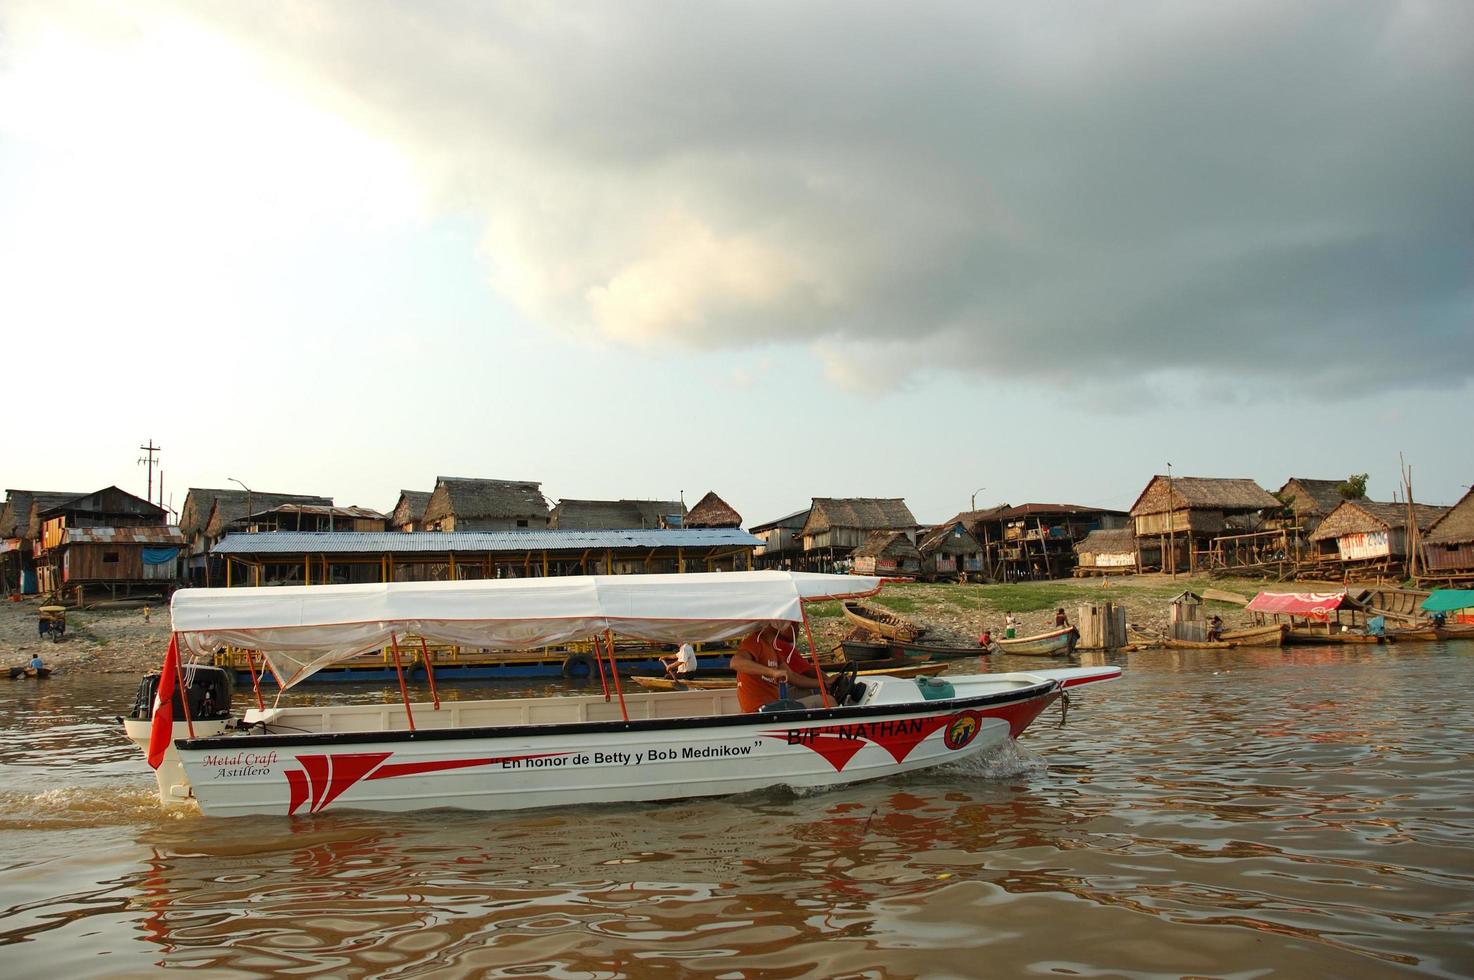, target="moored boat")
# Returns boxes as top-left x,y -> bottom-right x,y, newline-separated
894,639 -> 988,660
841,600 -> 925,641
1128,627 -> 1237,650
995,626 -> 1079,657
1216,623 -> 1288,647
1285,628 -> 1385,645
121,572 -> 1121,817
